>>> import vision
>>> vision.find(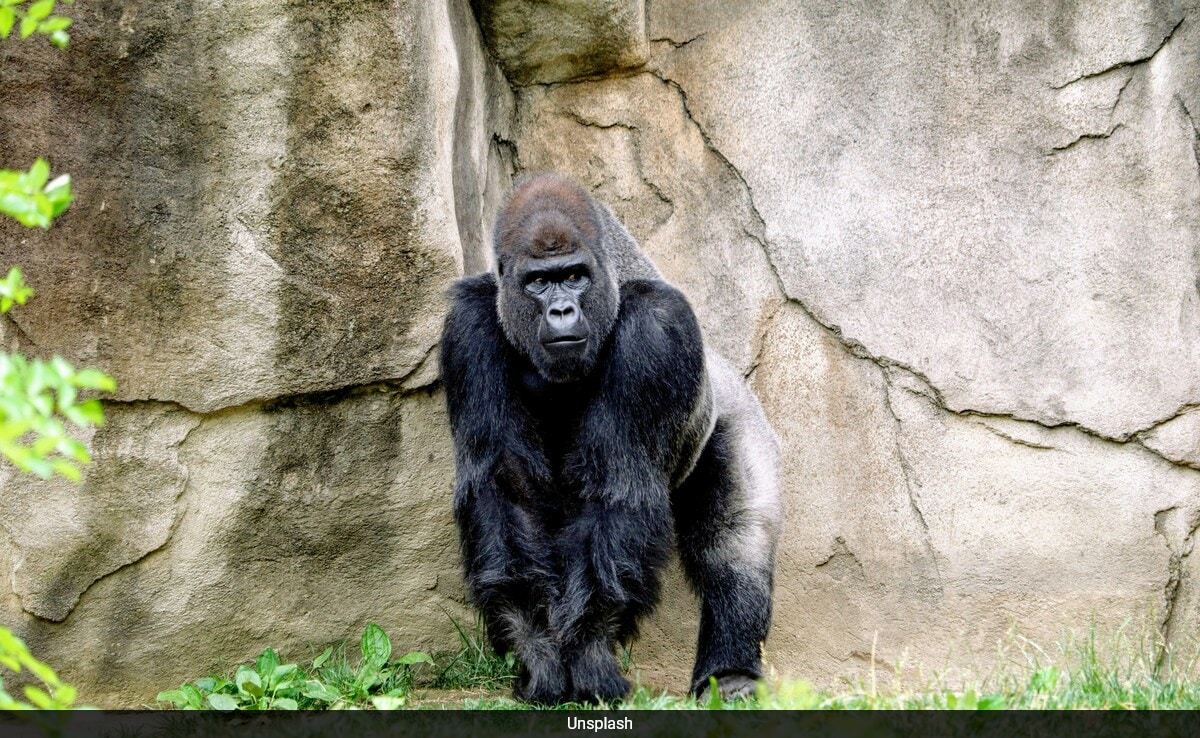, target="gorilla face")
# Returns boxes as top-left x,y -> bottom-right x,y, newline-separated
496,211 -> 618,384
